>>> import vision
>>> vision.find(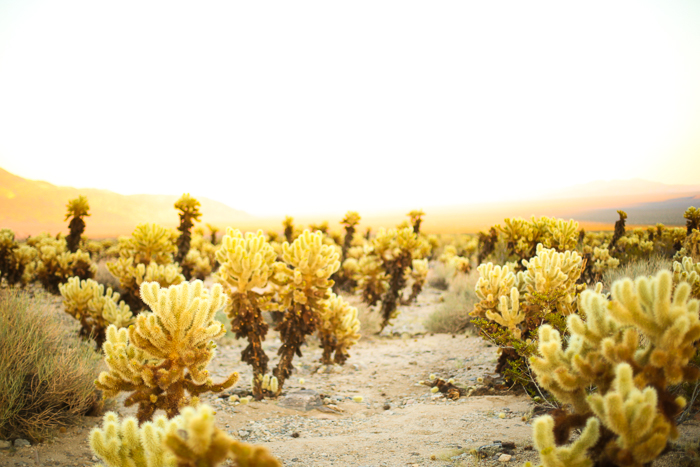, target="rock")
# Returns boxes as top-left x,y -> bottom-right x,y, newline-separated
0,440 -> 11,449
278,390 -> 323,412
477,443 -> 502,458
498,453 -> 512,462
14,438 -> 31,447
